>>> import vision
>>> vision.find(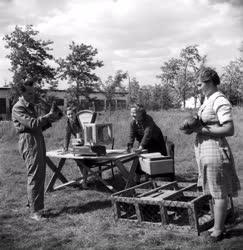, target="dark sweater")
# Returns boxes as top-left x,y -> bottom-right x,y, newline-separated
128,114 -> 167,156
64,118 -> 83,150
